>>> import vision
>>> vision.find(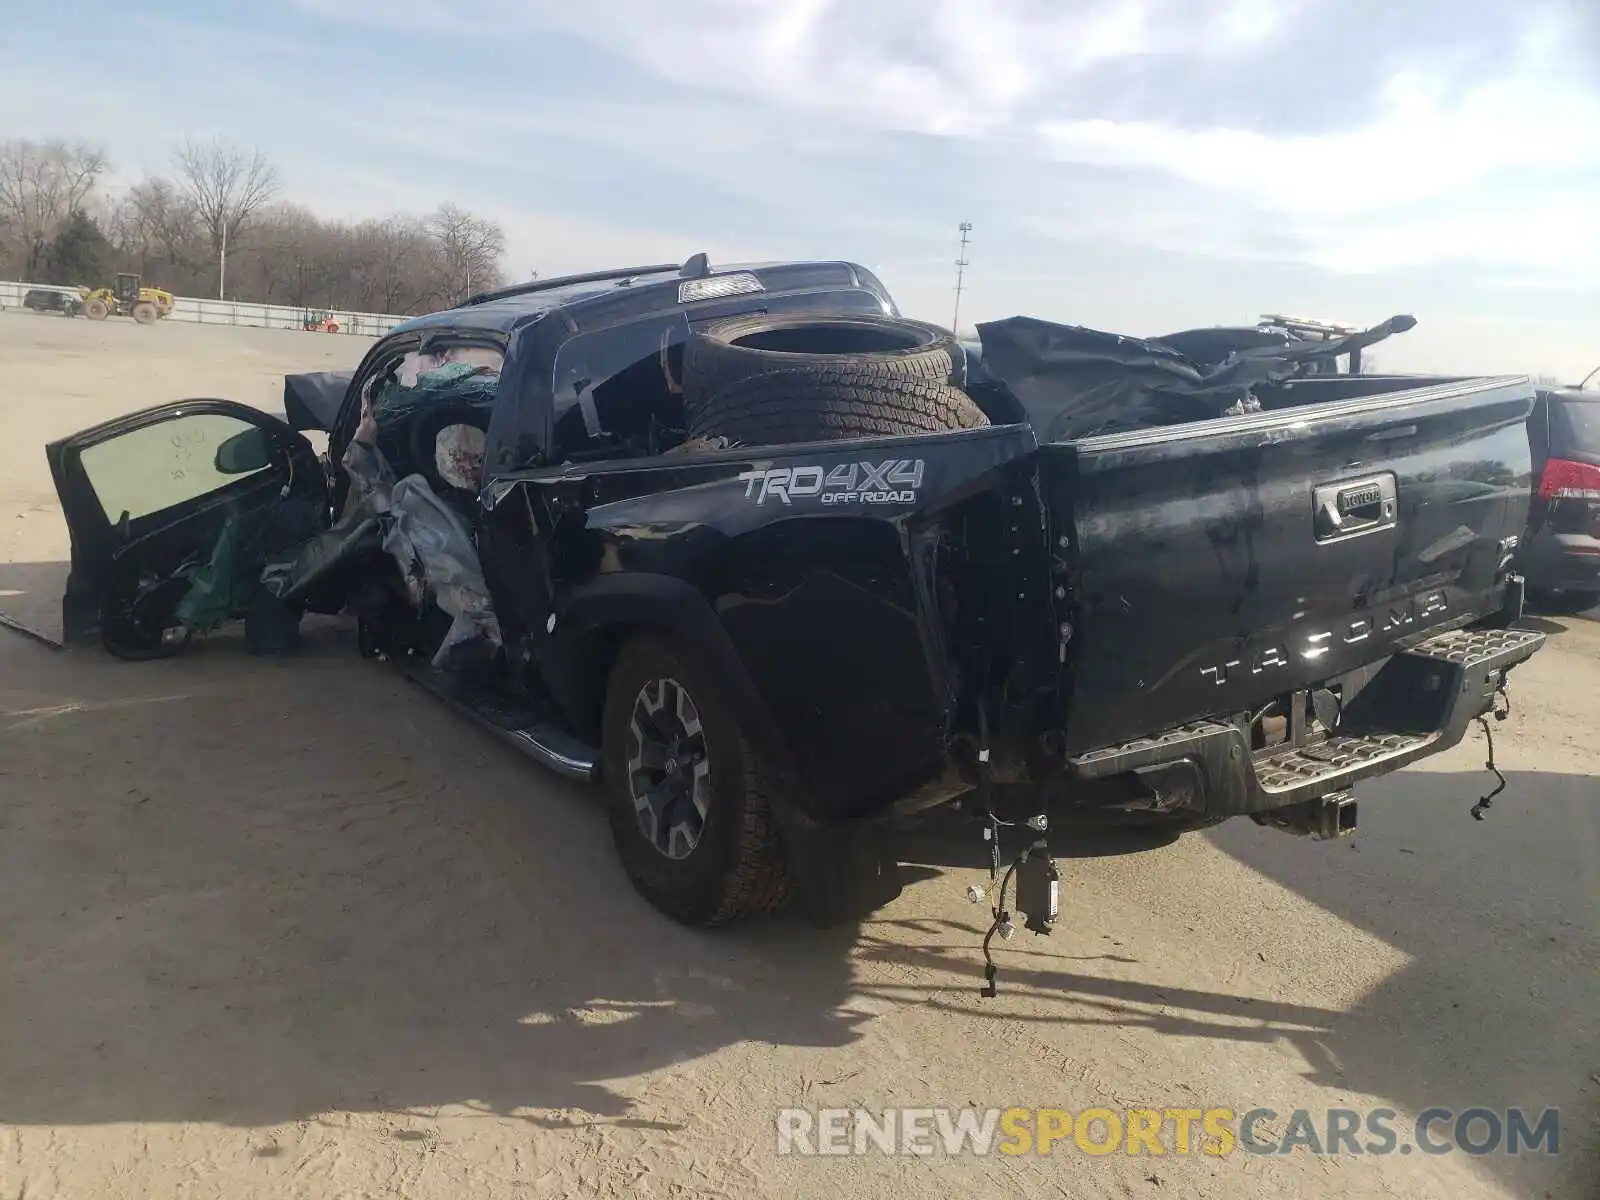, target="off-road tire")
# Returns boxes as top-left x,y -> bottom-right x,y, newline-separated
601,634 -> 793,926
83,298 -> 109,320
687,364 -> 990,448
682,313 -> 960,416
131,301 -> 158,325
